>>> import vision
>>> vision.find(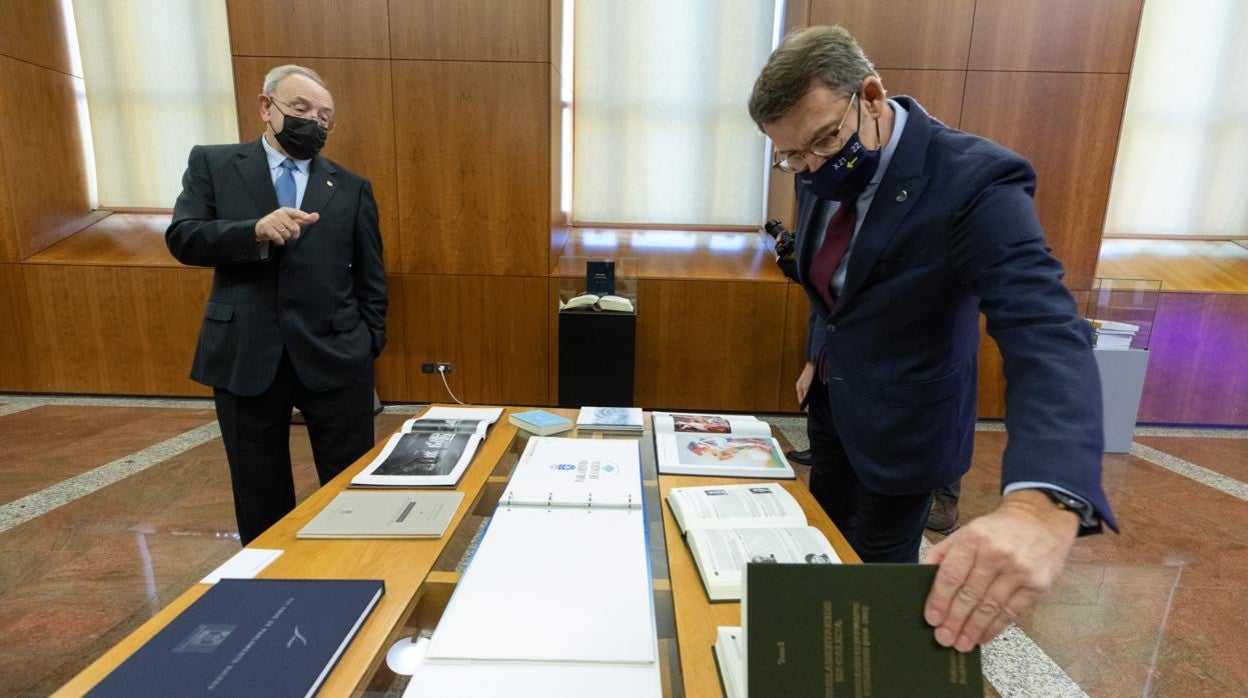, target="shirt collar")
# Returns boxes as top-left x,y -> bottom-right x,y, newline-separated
261,134 -> 311,174
867,98 -> 908,189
